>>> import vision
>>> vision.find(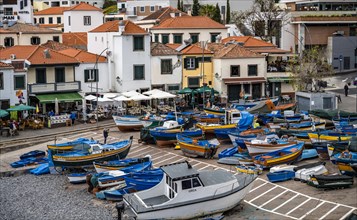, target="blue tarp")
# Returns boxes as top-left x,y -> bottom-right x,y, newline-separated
30,163 -> 50,175
238,111 -> 254,130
